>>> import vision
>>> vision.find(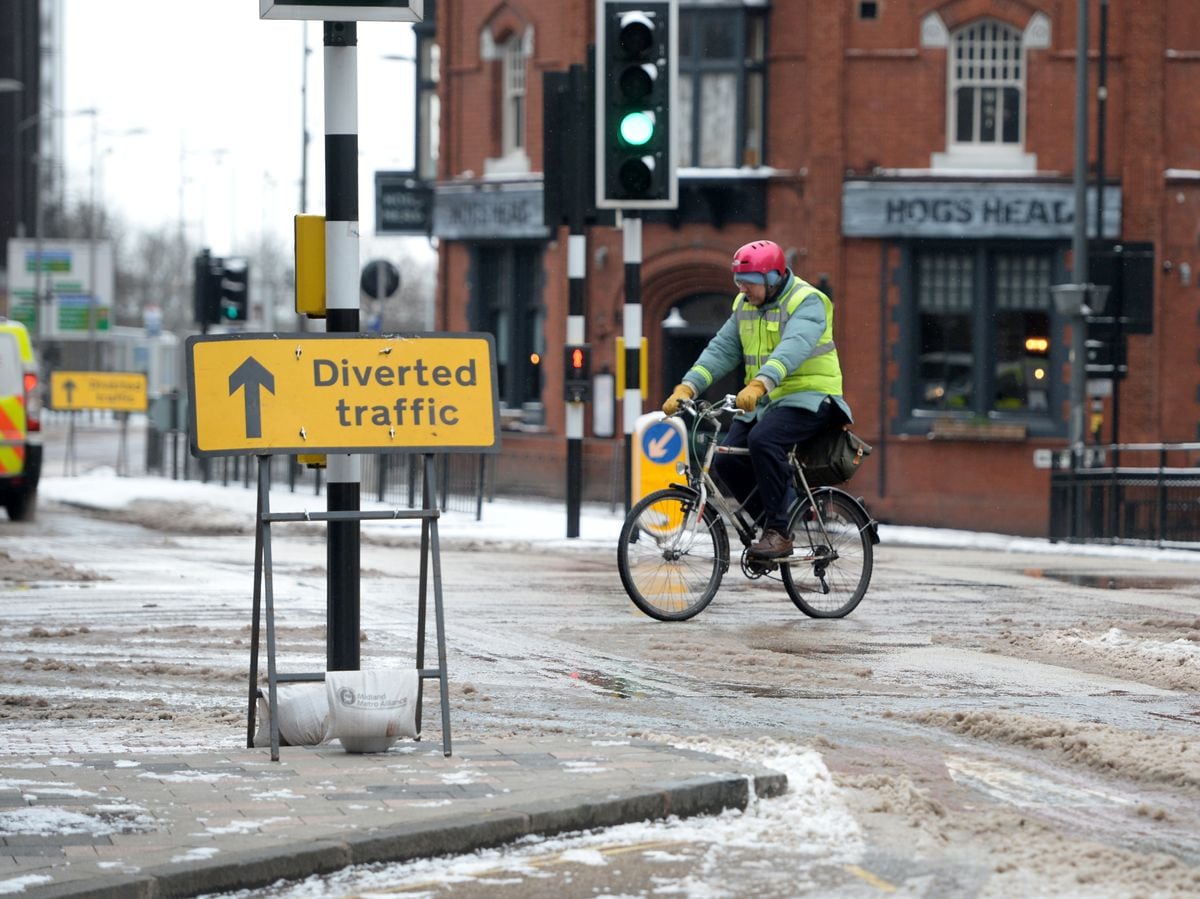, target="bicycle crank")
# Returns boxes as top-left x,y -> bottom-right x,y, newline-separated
739,550 -> 778,579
